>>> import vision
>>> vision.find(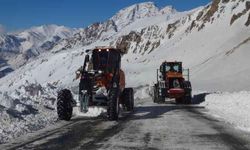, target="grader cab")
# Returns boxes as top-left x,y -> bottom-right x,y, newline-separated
153,61 -> 192,104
